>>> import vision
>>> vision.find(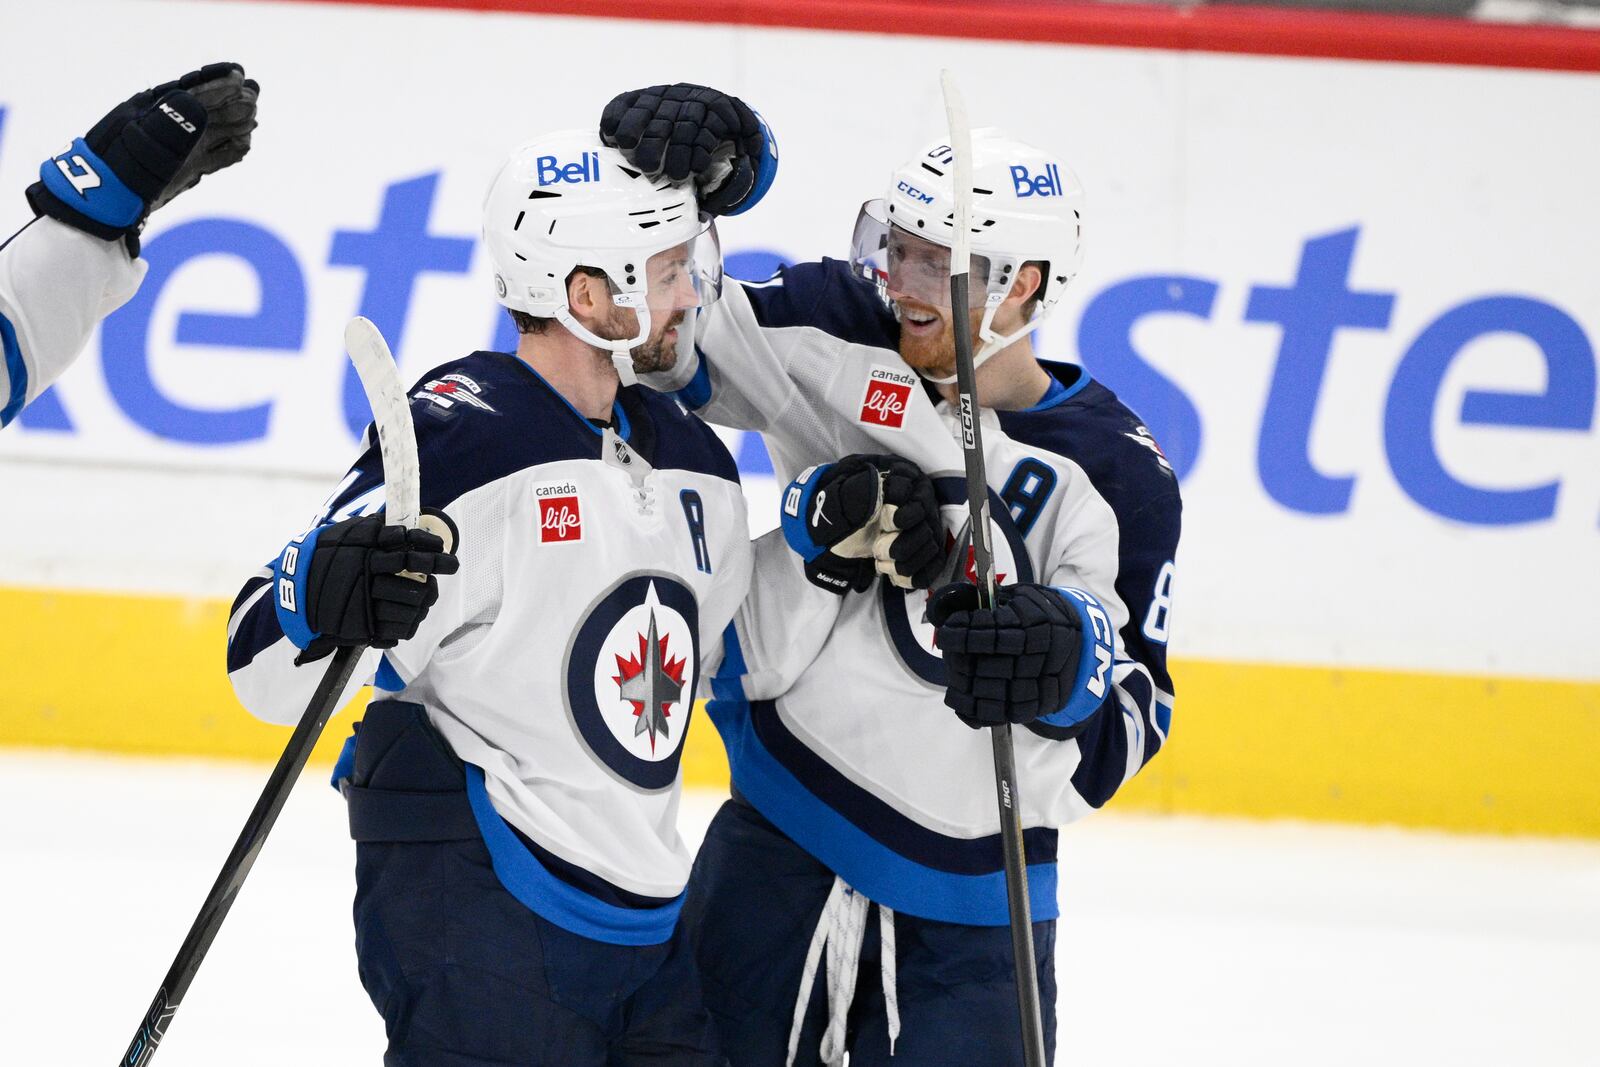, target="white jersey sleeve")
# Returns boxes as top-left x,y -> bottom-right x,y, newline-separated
0,217 -> 146,427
